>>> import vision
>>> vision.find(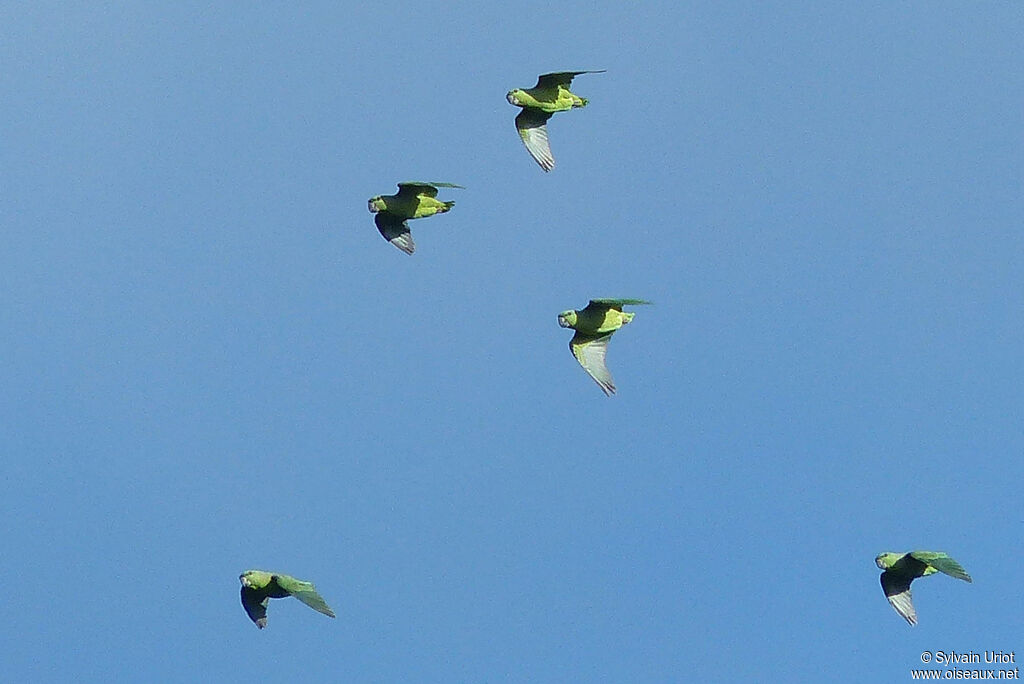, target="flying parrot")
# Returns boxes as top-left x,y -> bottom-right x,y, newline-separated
506,71 -> 604,172
239,570 -> 336,629
874,551 -> 972,625
558,298 -> 652,396
367,182 -> 463,254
